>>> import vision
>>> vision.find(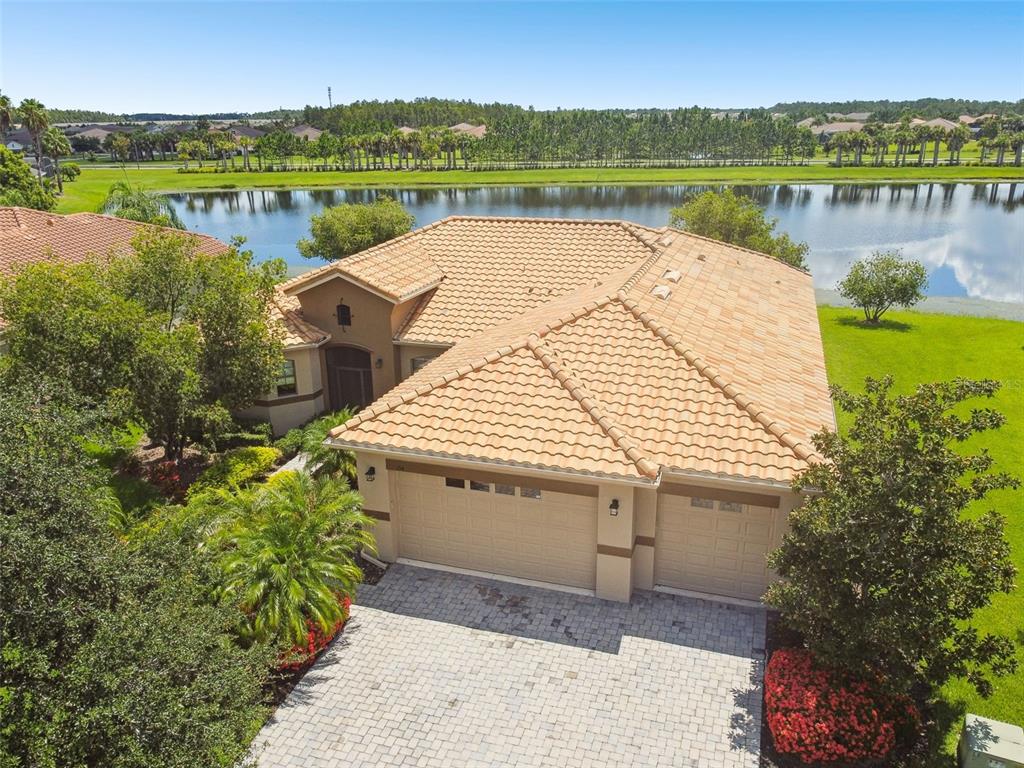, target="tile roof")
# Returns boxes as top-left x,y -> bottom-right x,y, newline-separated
0,207 -> 330,348
329,221 -> 834,485
283,216 -> 659,345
